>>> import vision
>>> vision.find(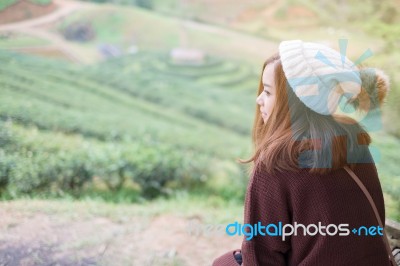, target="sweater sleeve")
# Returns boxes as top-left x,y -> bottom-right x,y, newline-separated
241,165 -> 292,265
212,249 -> 241,266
